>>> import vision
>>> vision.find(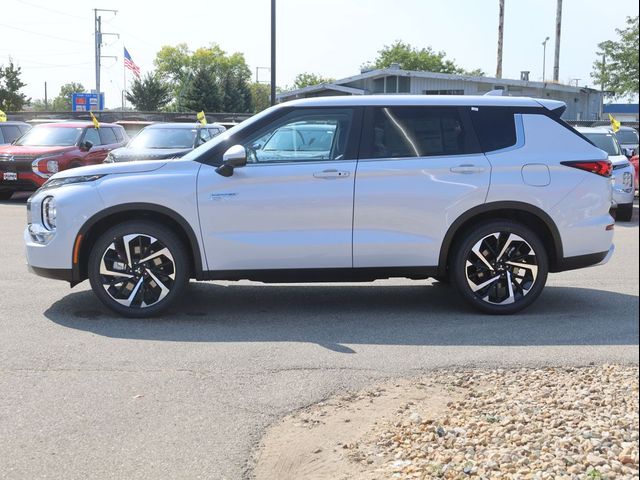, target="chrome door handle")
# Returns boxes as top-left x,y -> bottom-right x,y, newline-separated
450,164 -> 486,174
313,169 -> 350,179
